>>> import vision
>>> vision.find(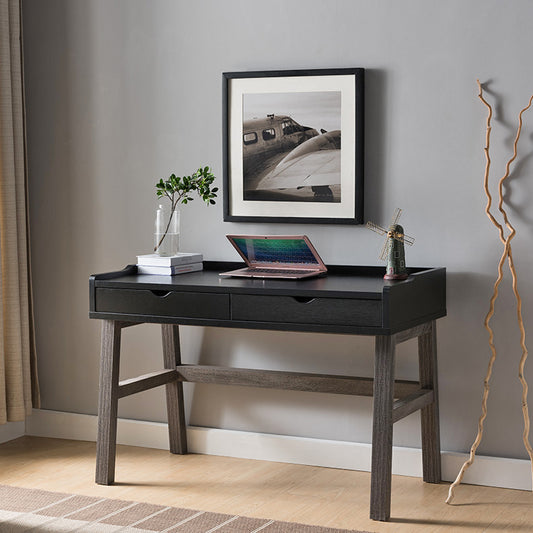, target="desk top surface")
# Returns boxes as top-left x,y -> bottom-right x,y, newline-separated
91,262 -> 444,300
